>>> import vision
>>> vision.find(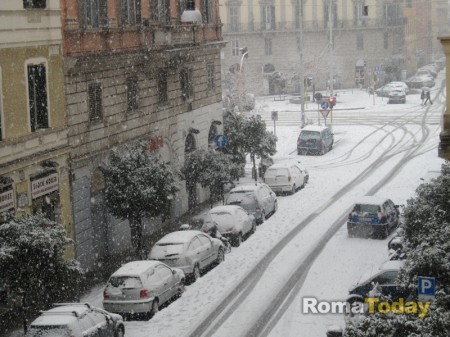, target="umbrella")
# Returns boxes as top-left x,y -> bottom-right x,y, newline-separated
421,86 -> 431,91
